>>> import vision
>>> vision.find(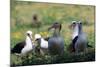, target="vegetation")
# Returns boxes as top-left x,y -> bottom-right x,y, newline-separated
11,0 -> 95,66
